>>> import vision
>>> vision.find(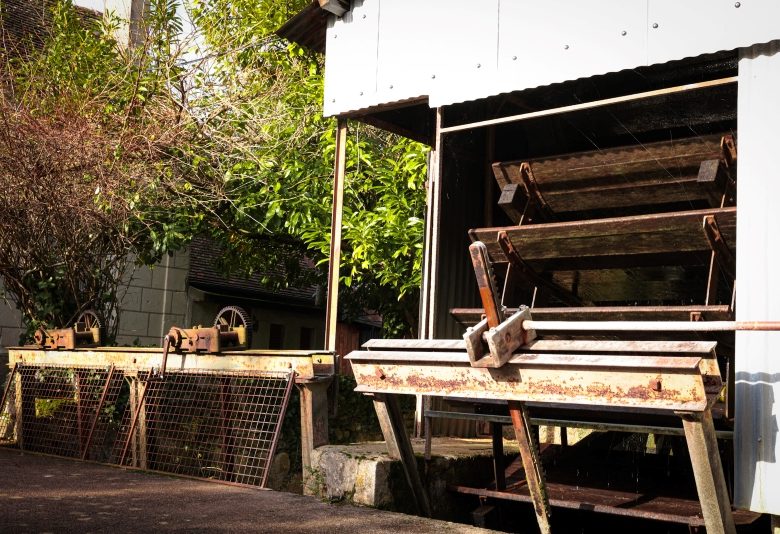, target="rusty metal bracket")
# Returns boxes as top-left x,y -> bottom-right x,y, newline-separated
81,364 -> 115,460
469,241 -> 505,328
703,215 -> 736,282
497,231 -> 585,307
518,163 -> 556,224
